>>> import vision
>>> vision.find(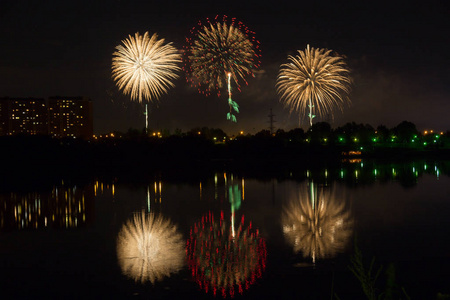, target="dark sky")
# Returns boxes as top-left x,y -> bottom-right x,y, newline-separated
1,0 -> 449,135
